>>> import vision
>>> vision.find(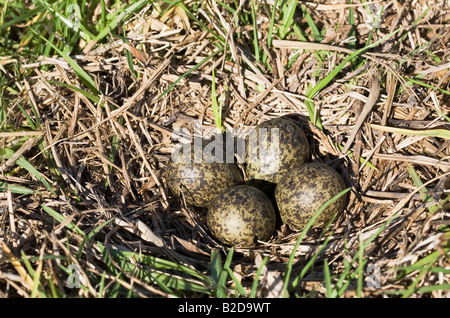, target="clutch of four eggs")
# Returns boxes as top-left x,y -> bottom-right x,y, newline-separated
165,118 -> 347,247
